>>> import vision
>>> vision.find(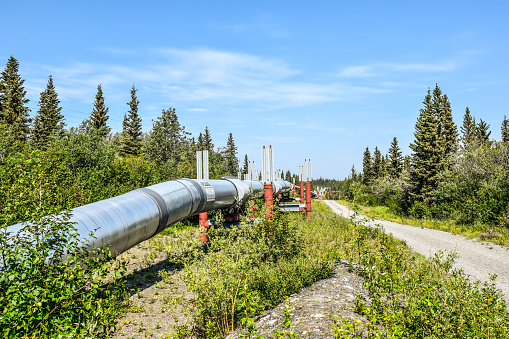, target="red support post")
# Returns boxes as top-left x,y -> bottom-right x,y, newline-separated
249,200 -> 256,218
264,183 -> 273,220
199,212 -> 209,242
300,182 -> 304,204
305,182 -> 312,218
